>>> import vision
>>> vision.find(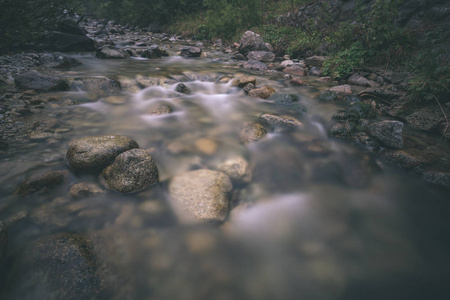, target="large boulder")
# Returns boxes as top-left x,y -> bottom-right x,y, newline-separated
368,120 -> 404,149
232,76 -> 256,88
238,31 -> 269,56
283,65 -> 306,76
40,31 -> 95,52
96,46 -> 130,59
141,45 -> 168,59
169,169 -> 232,223
14,71 -> 69,92
248,86 -> 276,99
66,135 -> 139,172
243,59 -> 268,71
6,233 -> 99,300
247,51 -> 275,62
181,47 -> 202,58
100,149 -> 159,193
